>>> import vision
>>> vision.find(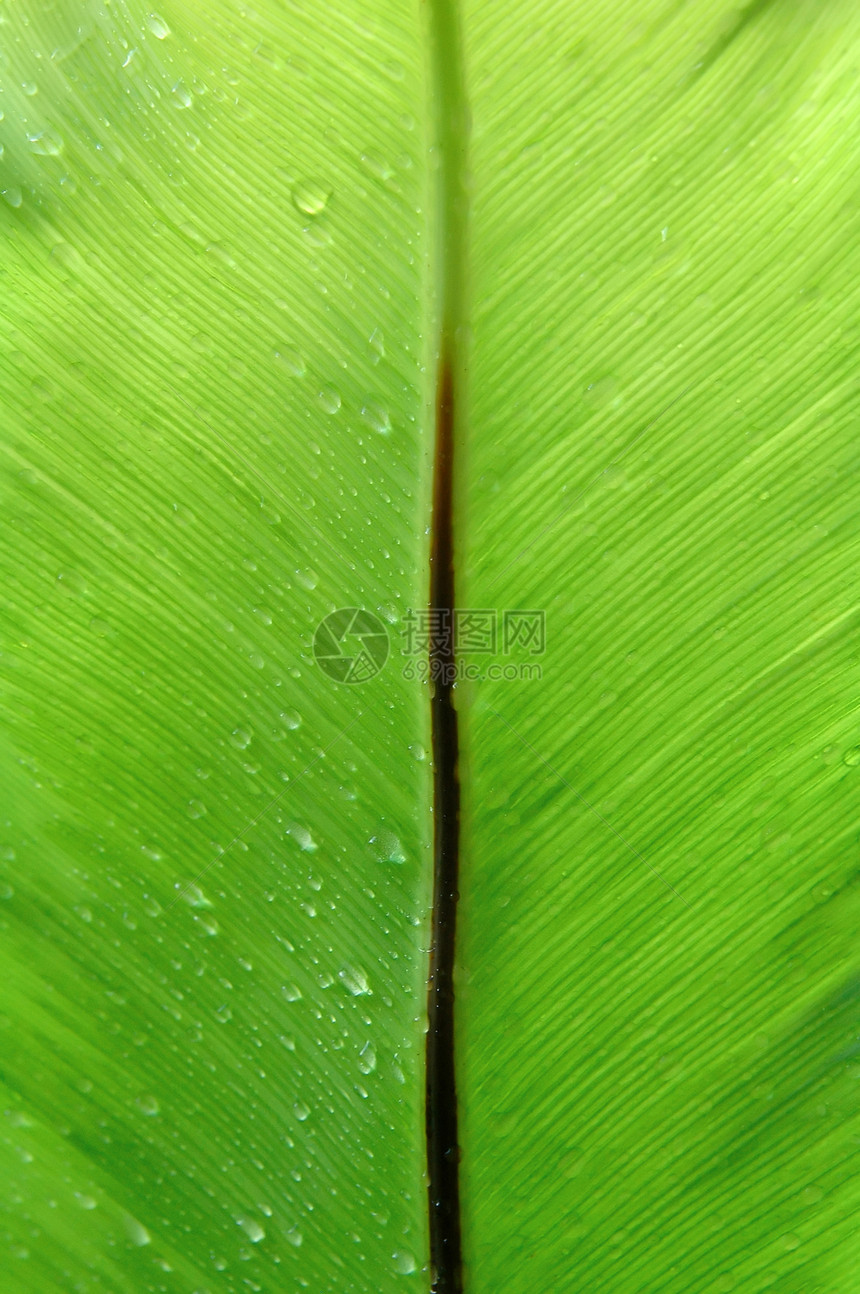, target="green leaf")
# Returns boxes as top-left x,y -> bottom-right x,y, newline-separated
1,2 -> 432,1288
3,1 -> 860,1291
458,3 -> 860,1290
